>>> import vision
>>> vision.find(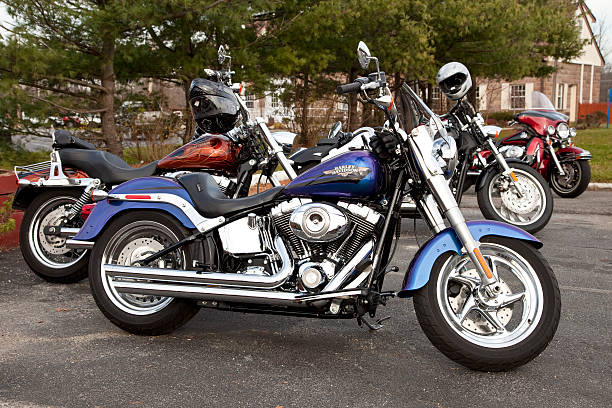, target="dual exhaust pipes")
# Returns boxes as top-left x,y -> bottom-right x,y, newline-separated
104,237 -> 374,307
